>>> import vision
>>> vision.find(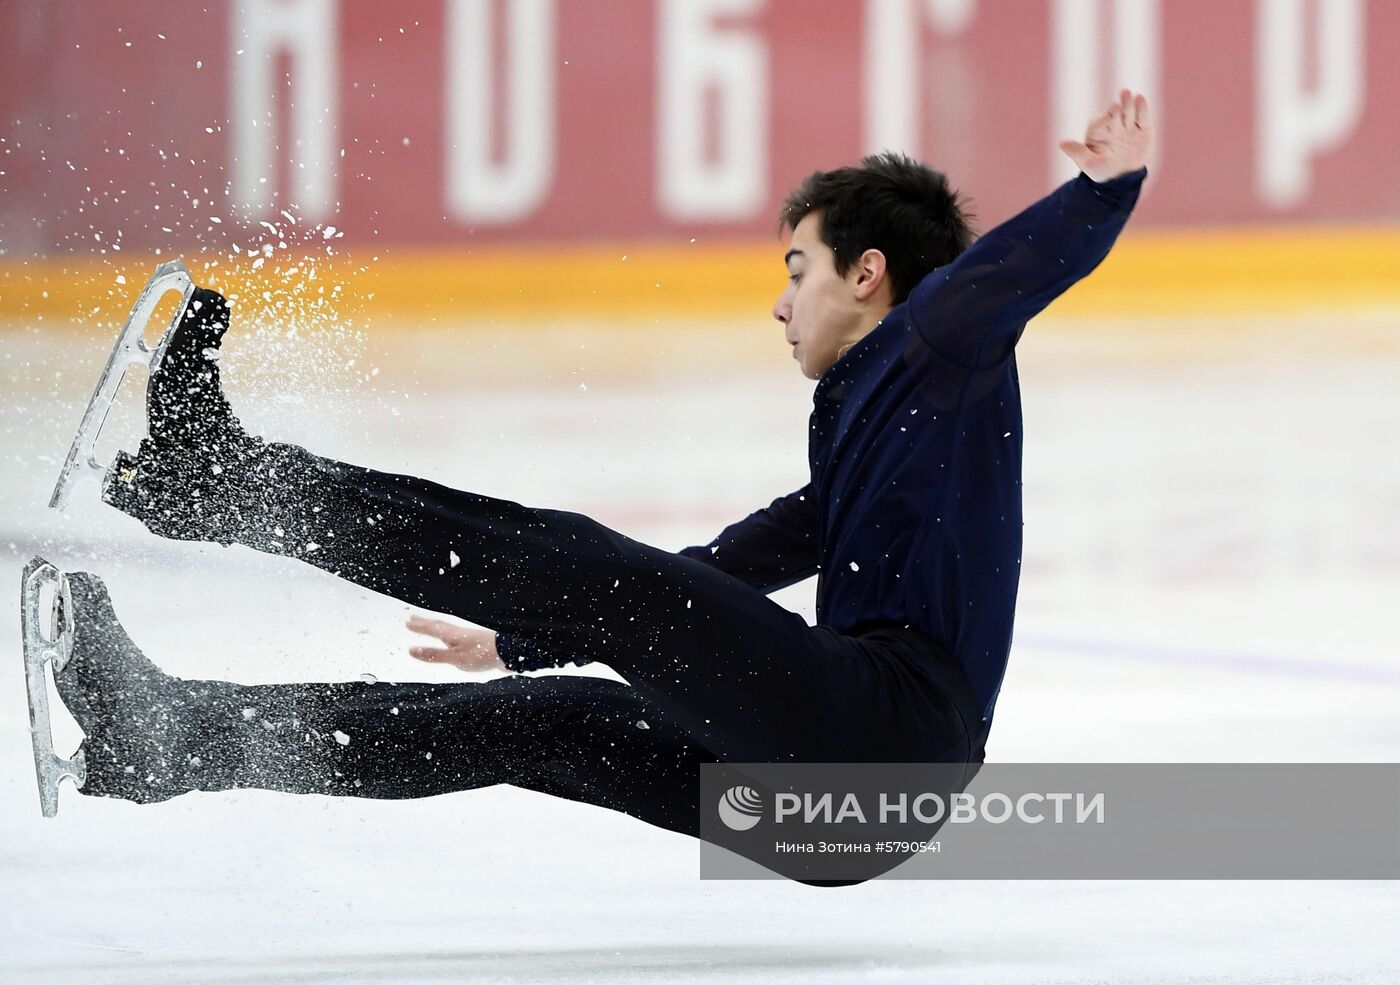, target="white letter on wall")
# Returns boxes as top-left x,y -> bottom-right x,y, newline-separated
1049,0 -> 1160,185
445,0 -> 556,223
657,0 -> 768,221
230,0 -> 338,220
863,0 -> 977,157
1257,0 -> 1365,209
